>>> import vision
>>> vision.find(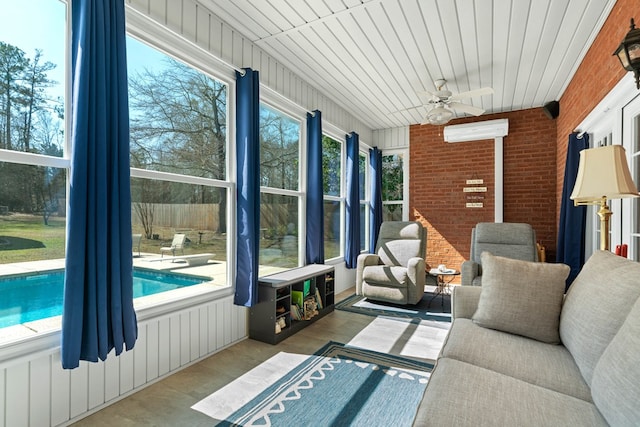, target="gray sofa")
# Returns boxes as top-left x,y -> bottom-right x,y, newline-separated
415,250 -> 640,426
